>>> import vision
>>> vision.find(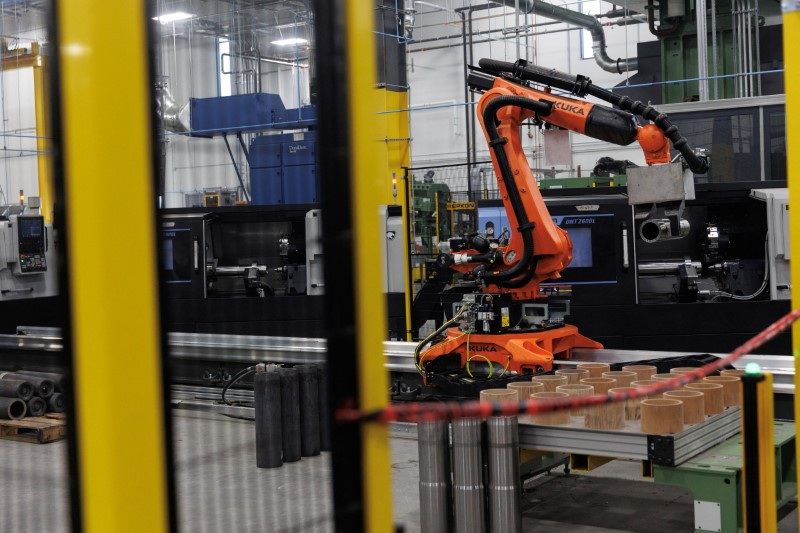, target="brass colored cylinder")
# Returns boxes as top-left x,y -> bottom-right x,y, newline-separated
529,392 -> 570,425
556,384 -> 594,416
720,369 -> 745,378
531,374 -> 568,392
480,388 -> 518,405
685,382 -> 725,415
651,373 -> 678,382
506,381 -> 544,402
664,390 -> 705,424
585,387 -> 626,429
579,377 -> 616,395
602,371 -> 637,388
640,399 -> 684,435
576,362 -> 610,378
555,368 -> 590,384
703,376 -> 740,406
630,379 -> 662,400
670,367 -> 700,375
622,365 -> 657,381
